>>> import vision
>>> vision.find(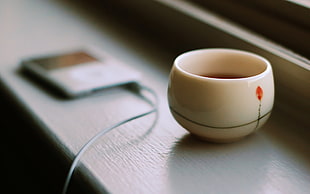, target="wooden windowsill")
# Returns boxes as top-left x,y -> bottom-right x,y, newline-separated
0,0 -> 309,193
